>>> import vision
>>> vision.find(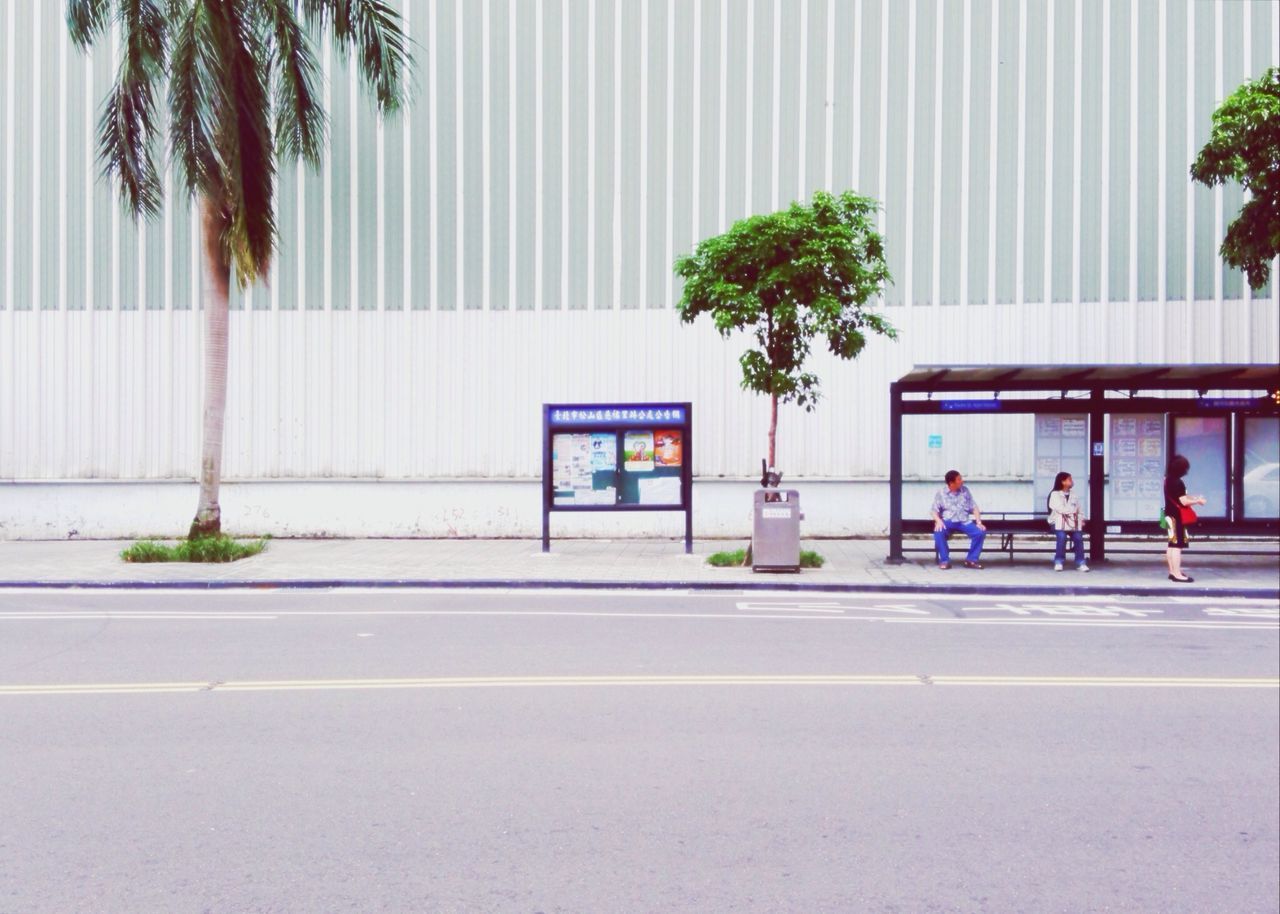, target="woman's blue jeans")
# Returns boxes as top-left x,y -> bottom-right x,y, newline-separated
1054,530 -> 1084,565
